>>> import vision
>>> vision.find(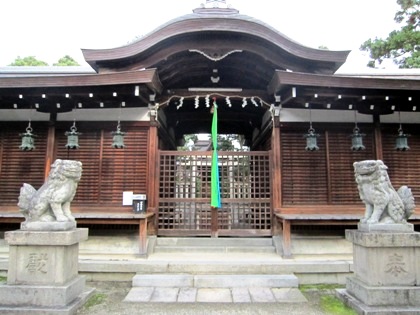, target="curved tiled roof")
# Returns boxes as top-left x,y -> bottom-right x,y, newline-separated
82,7 -> 350,78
